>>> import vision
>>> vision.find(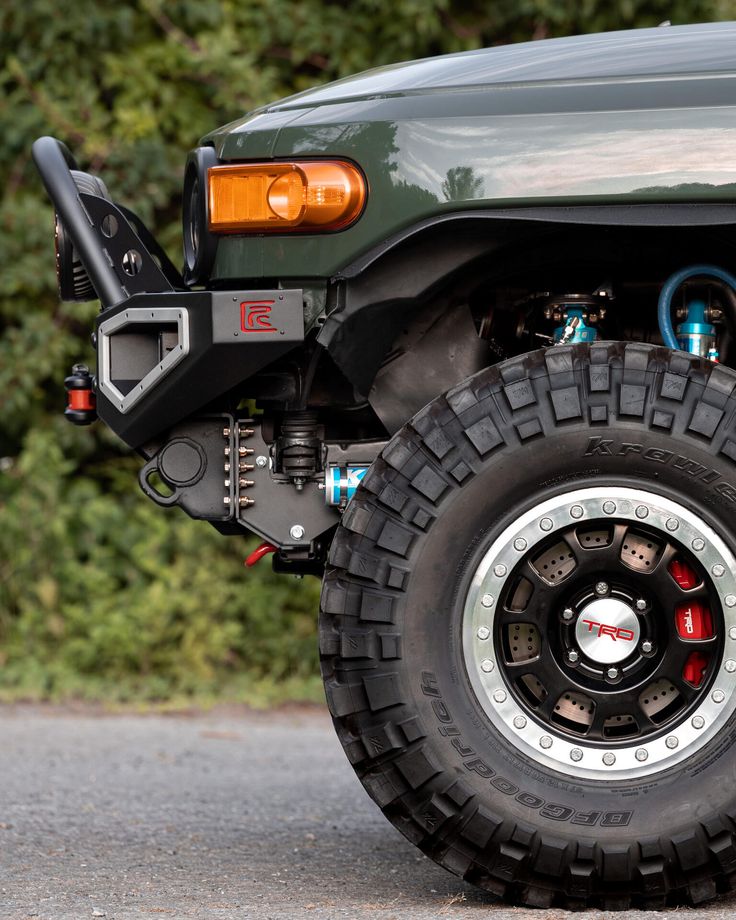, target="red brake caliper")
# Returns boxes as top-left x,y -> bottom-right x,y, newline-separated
669,559 -> 712,688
